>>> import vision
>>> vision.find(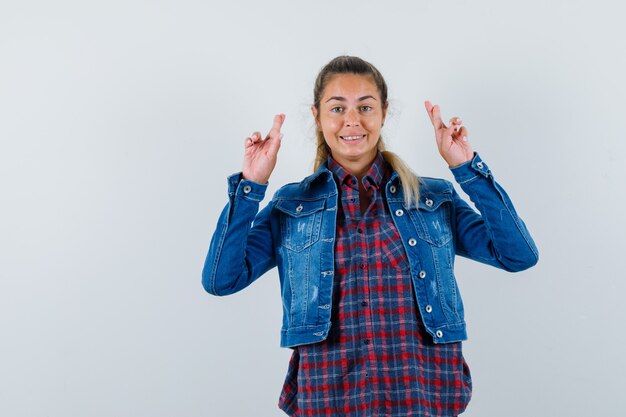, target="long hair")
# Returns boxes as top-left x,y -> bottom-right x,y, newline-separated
312,56 -> 419,207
